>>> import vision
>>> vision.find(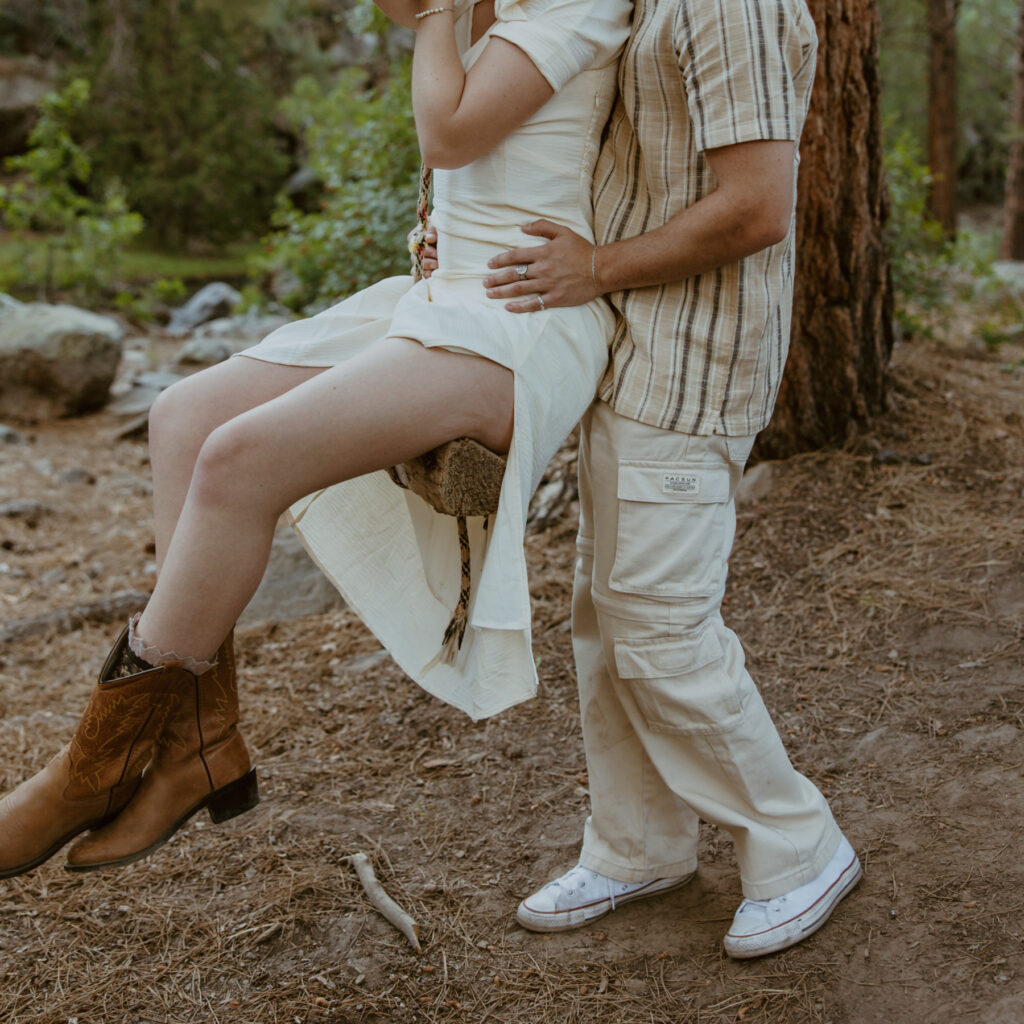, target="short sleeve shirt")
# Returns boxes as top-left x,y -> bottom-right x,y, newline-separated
593,0 -> 818,436
488,0 -> 631,90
